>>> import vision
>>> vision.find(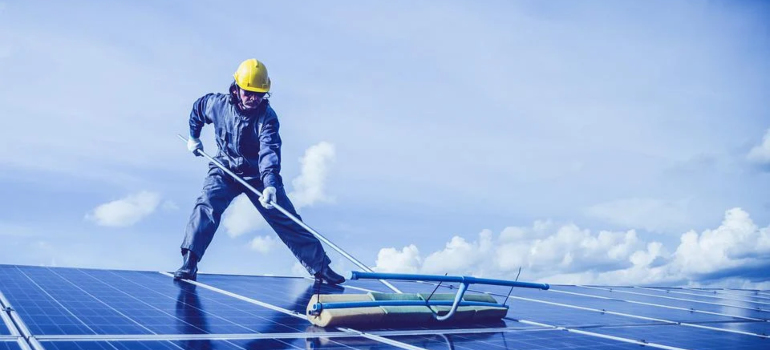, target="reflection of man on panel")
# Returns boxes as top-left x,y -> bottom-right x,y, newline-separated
174,283 -> 212,349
